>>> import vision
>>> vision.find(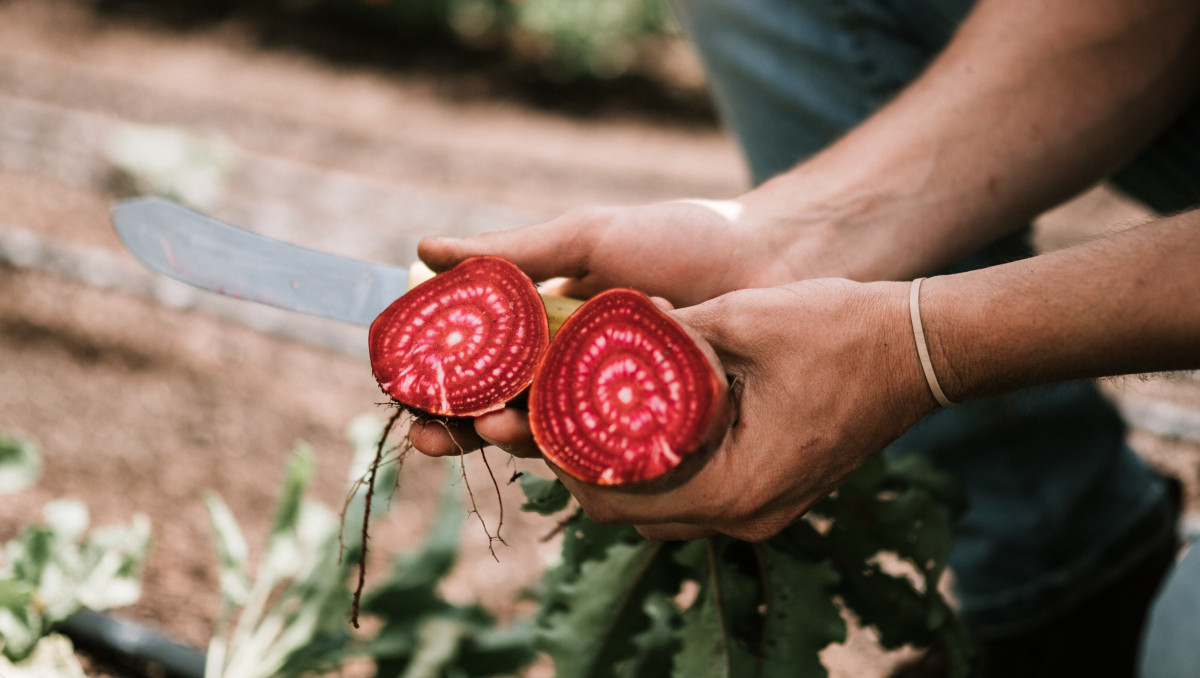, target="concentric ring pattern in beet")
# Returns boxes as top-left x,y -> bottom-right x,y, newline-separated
530,288 -> 723,485
369,256 -> 549,417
